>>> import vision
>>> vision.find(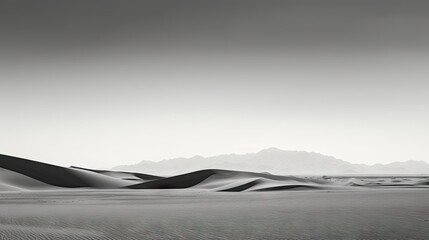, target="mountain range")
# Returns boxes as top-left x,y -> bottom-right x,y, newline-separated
113,148 -> 429,176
